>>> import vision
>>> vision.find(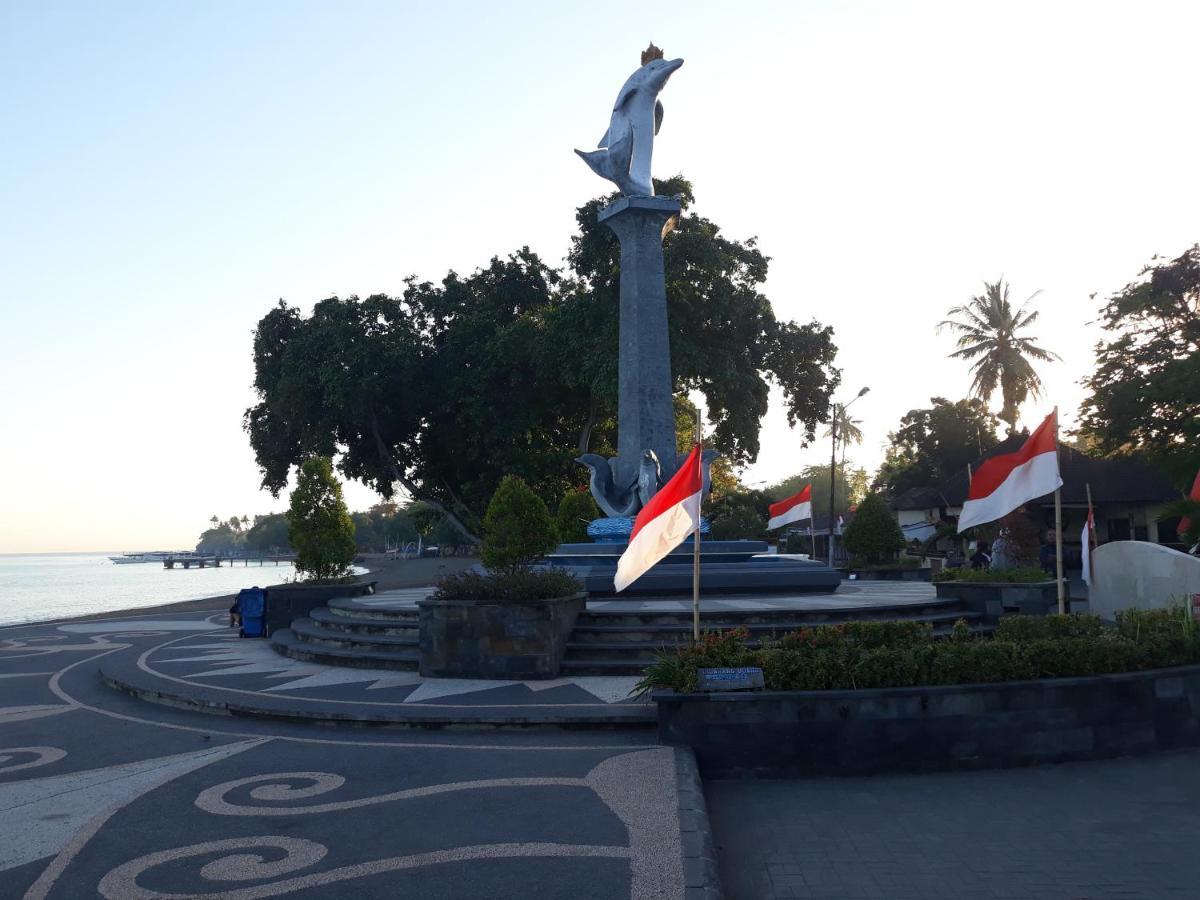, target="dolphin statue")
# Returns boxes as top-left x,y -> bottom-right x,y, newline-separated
577,450 -> 665,518
576,51 -> 683,197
